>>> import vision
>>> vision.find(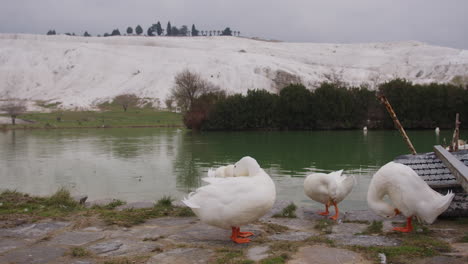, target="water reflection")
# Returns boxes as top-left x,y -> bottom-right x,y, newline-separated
0,128 -> 462,210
